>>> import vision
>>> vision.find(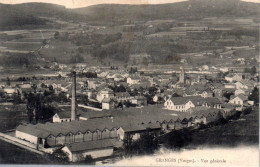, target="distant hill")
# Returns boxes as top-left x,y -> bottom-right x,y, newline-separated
0,0 -> 259,29
73,0 -> 260,22
0,3 -> 85,30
